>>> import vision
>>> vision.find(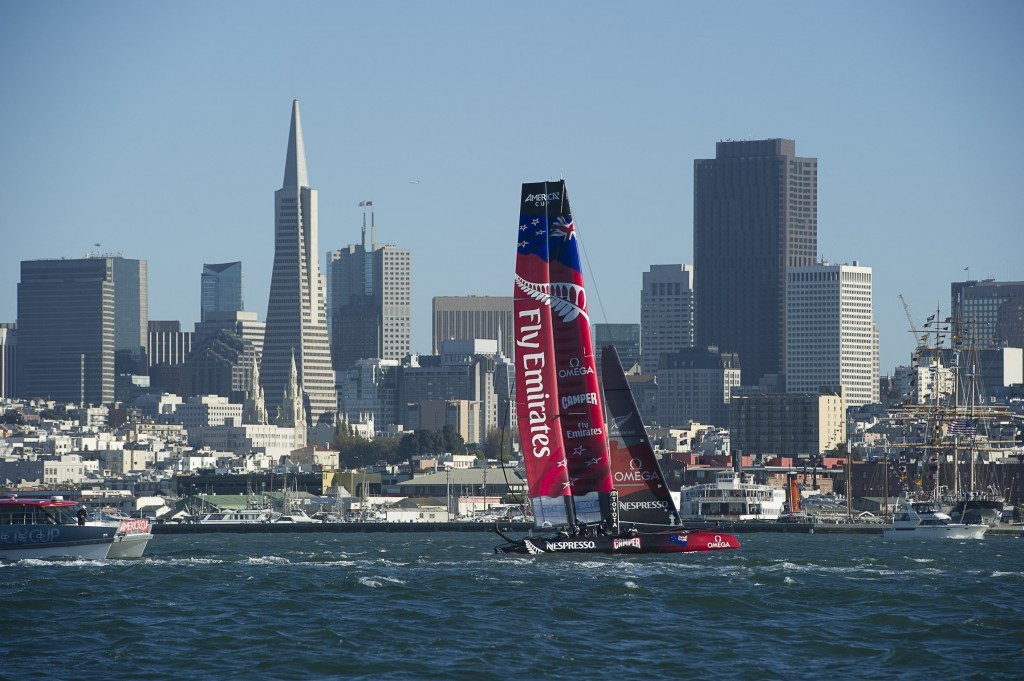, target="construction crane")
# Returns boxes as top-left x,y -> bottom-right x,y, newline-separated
899,294 -> 928,355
